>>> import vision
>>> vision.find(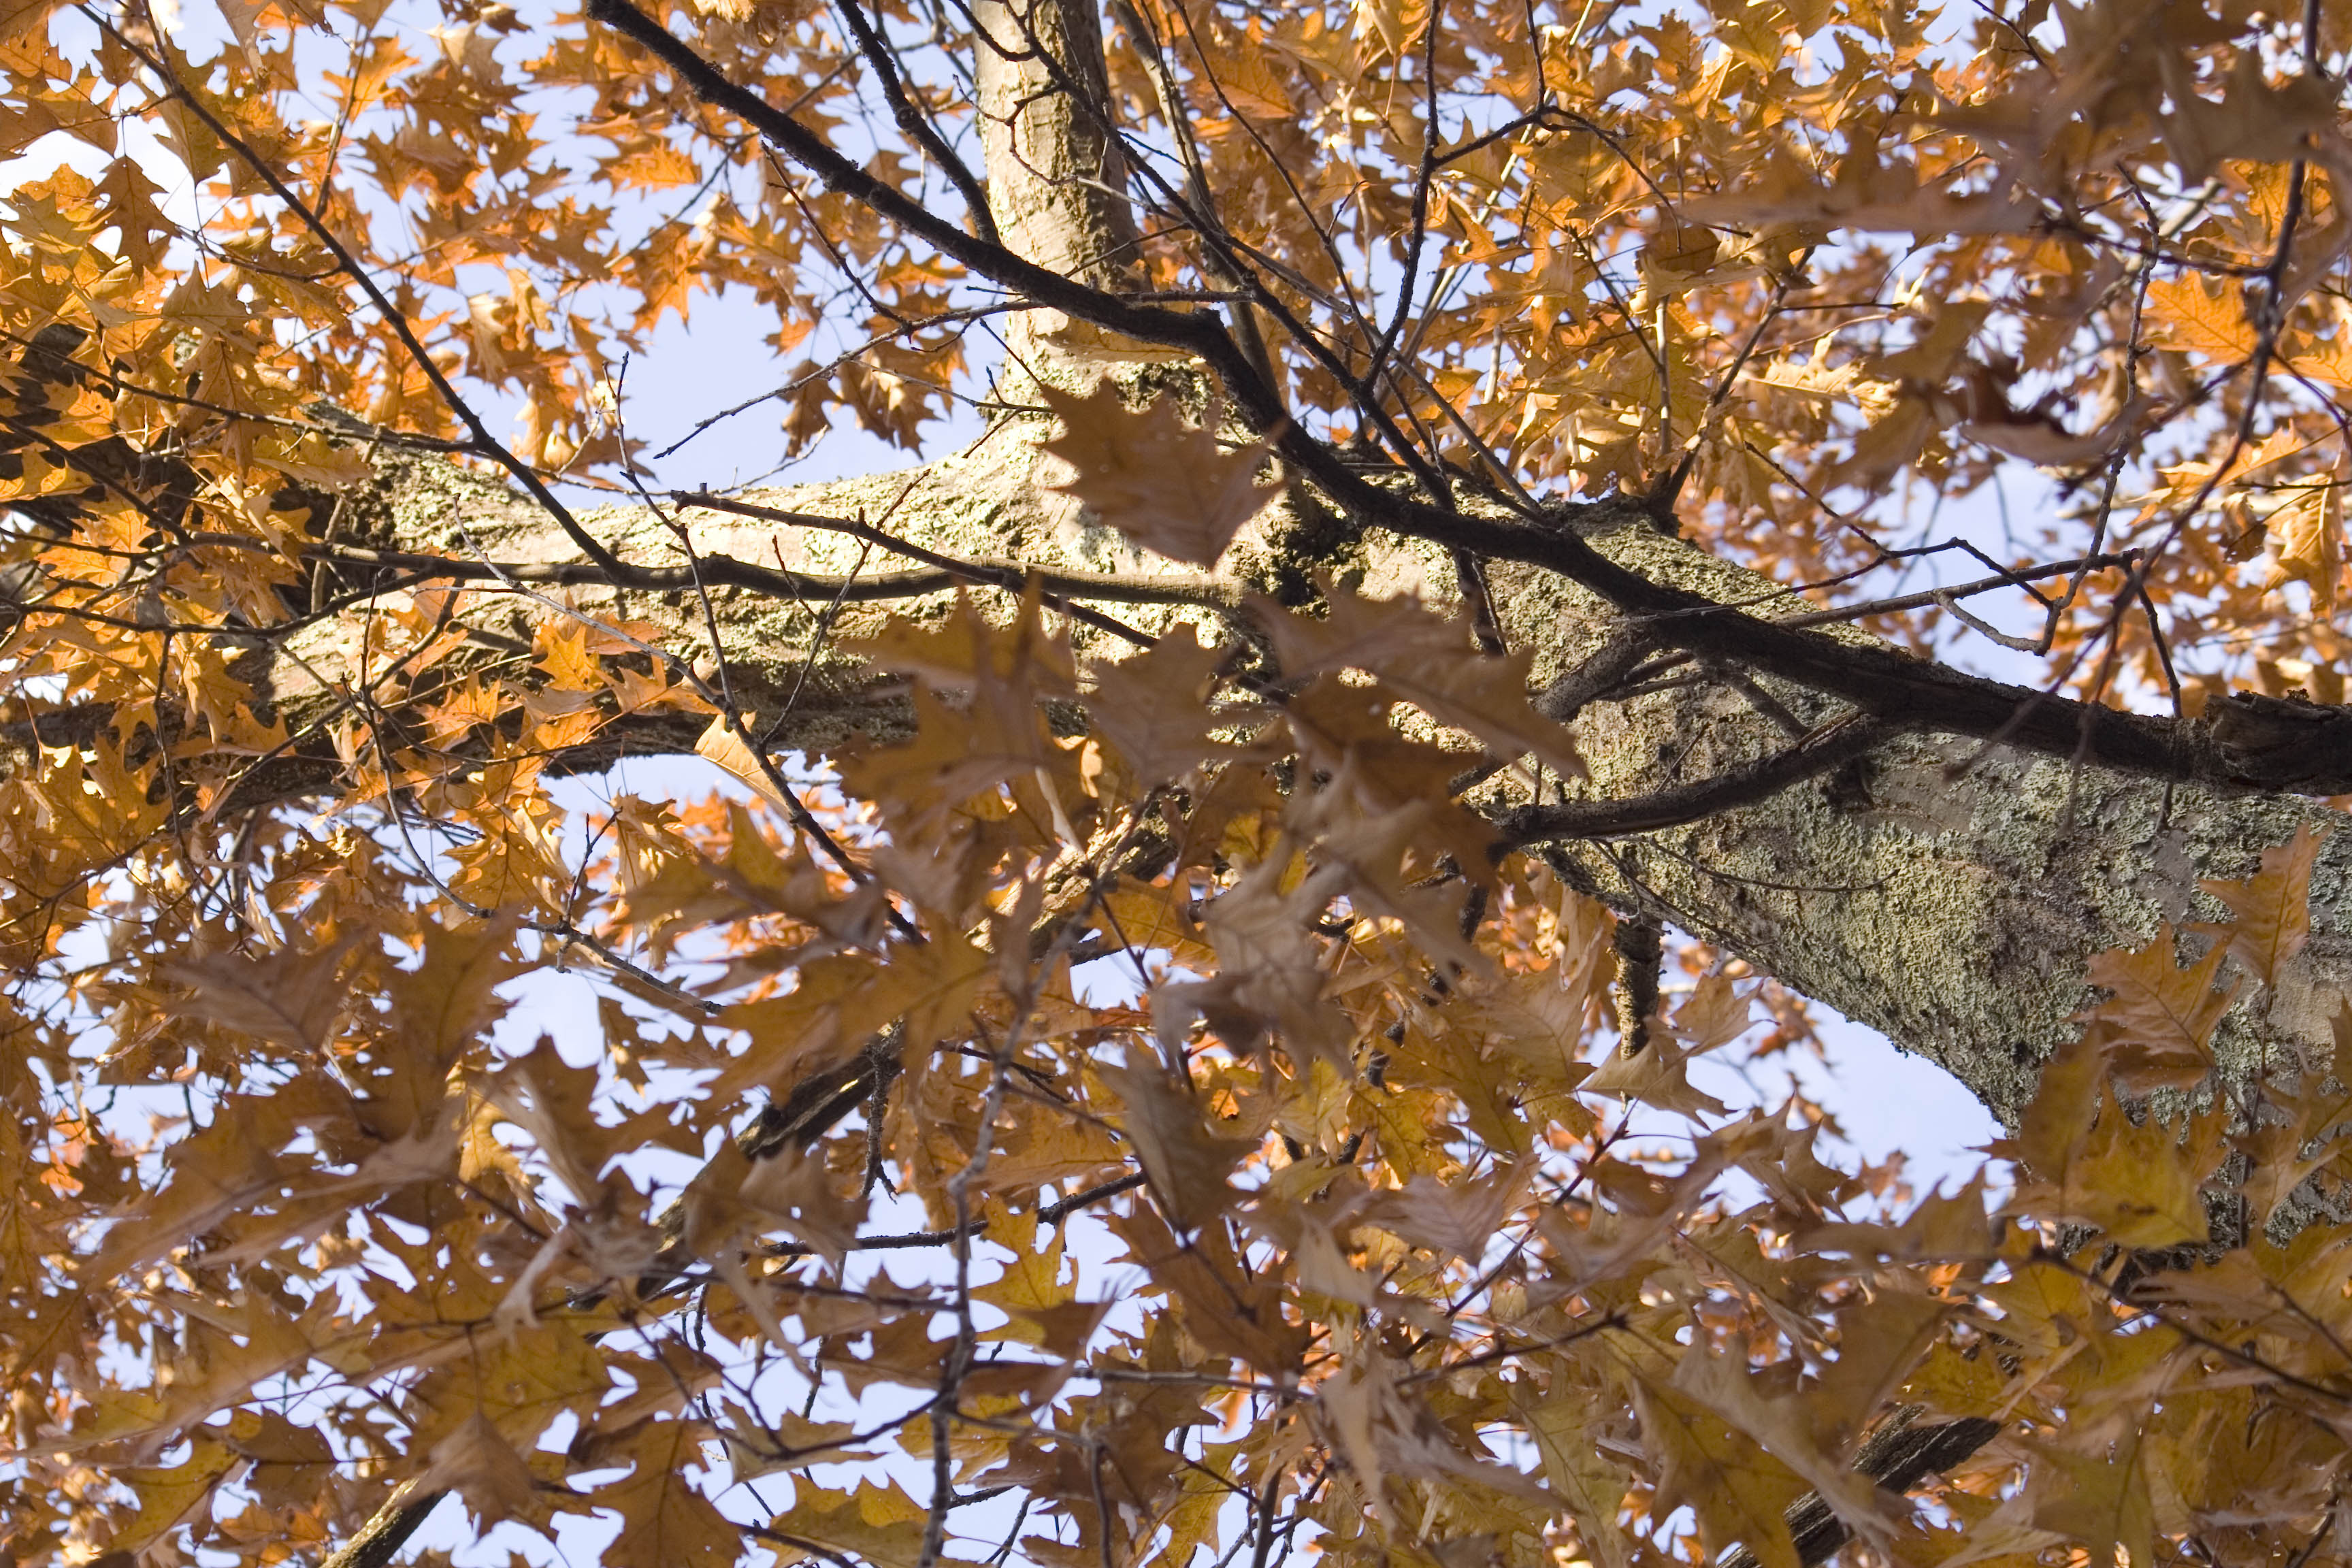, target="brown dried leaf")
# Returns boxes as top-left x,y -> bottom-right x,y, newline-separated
1042,380 -> 1281,566
595,1418 -> 739,1568
2198,824 -> 2330,988
163,932 -> 361,1053
419,1411 -> 539,1526
2080,925 -> 2239,1093
1099,1053 -> 1254,1232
